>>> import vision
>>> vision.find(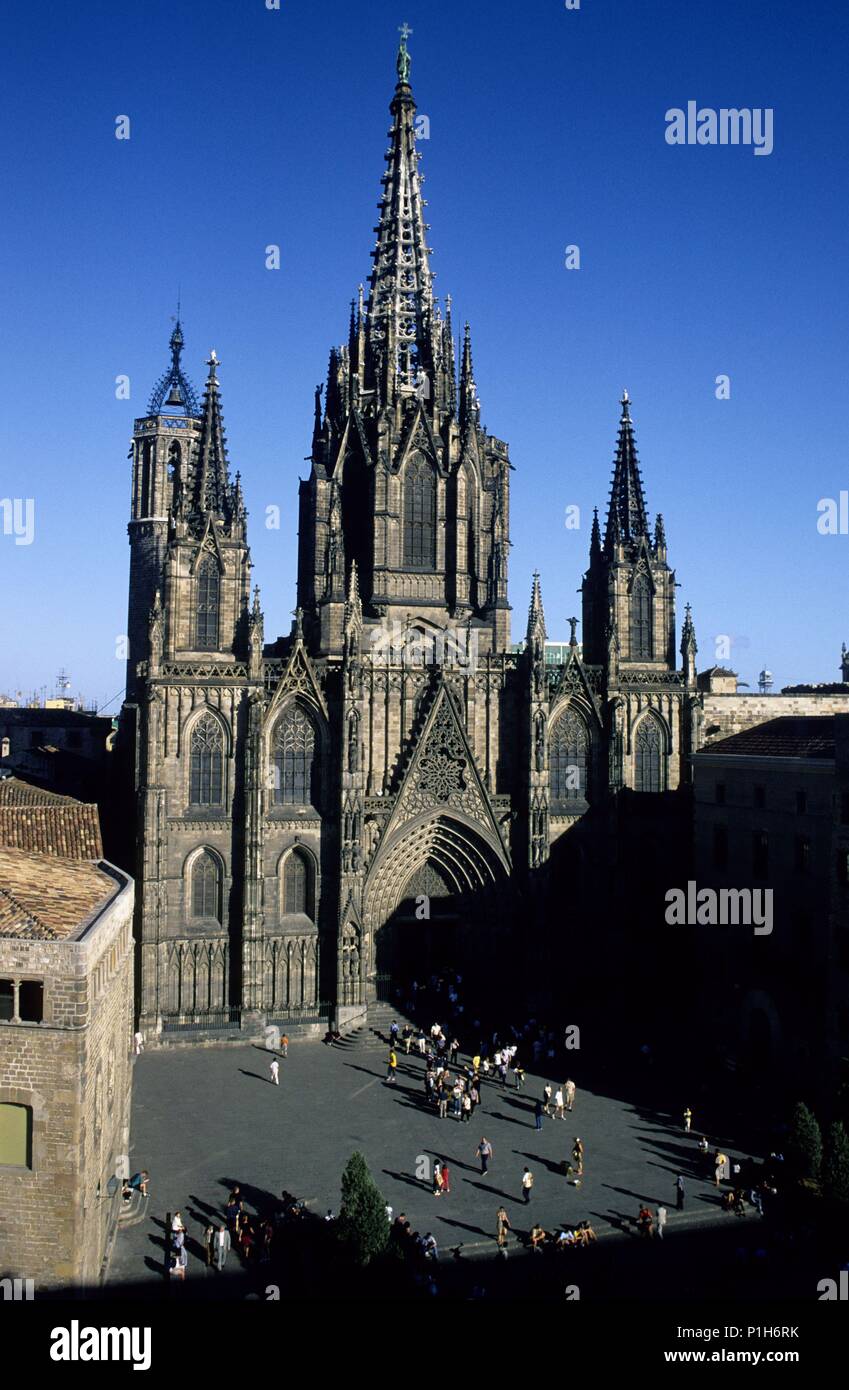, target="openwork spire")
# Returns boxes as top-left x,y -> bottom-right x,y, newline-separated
366,29 -> 435,402
190,352 -> 234,522
604,390 -> 649,550
526,571 -> 547,646
147,313 -> 200,416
